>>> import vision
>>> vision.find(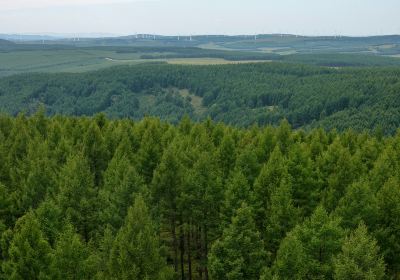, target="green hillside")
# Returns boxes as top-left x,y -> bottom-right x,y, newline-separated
0,62 -> 399,134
